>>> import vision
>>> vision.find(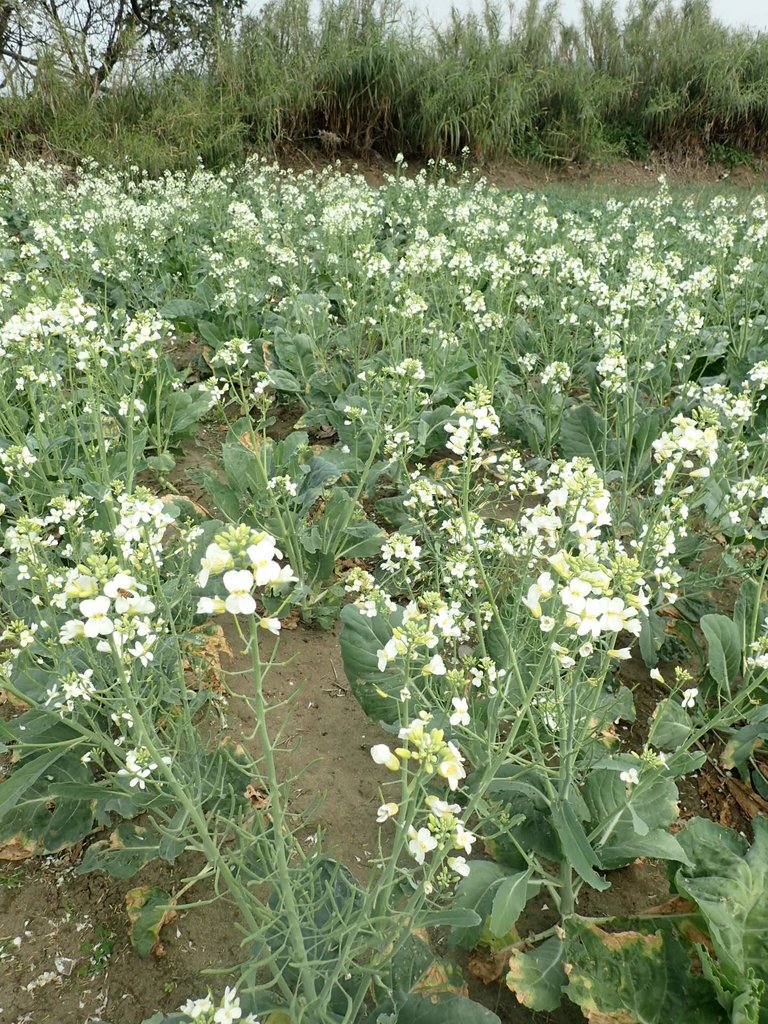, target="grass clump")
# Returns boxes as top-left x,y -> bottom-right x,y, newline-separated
1,0 -> 767,171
